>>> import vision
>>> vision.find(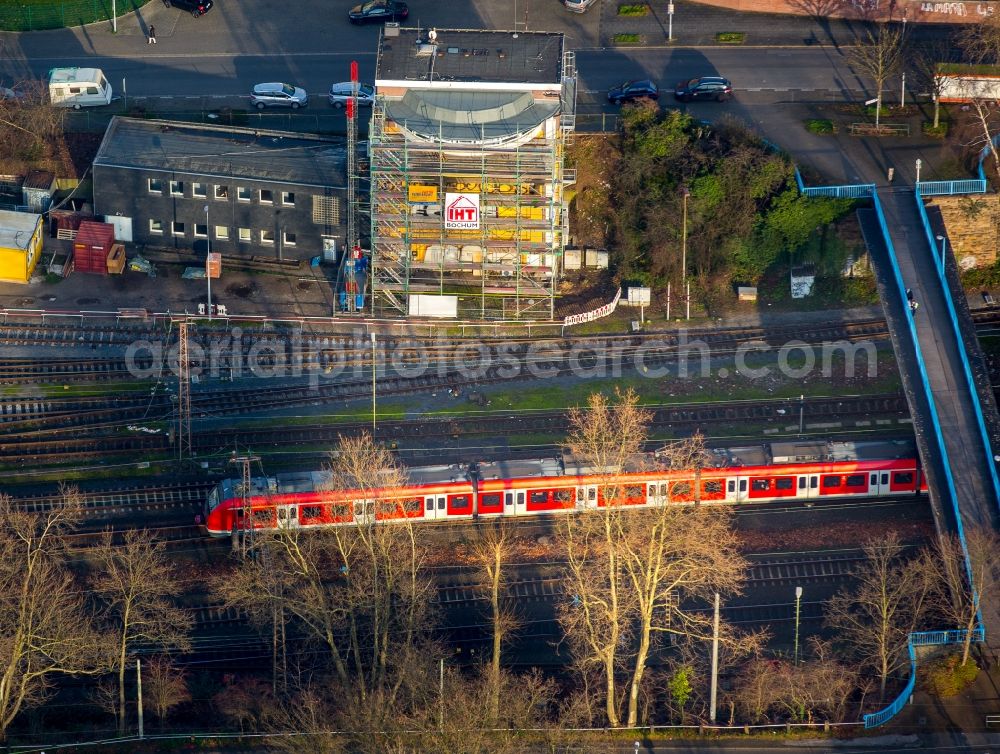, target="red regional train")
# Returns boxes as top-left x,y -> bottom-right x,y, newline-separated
202,438 -> 925,537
